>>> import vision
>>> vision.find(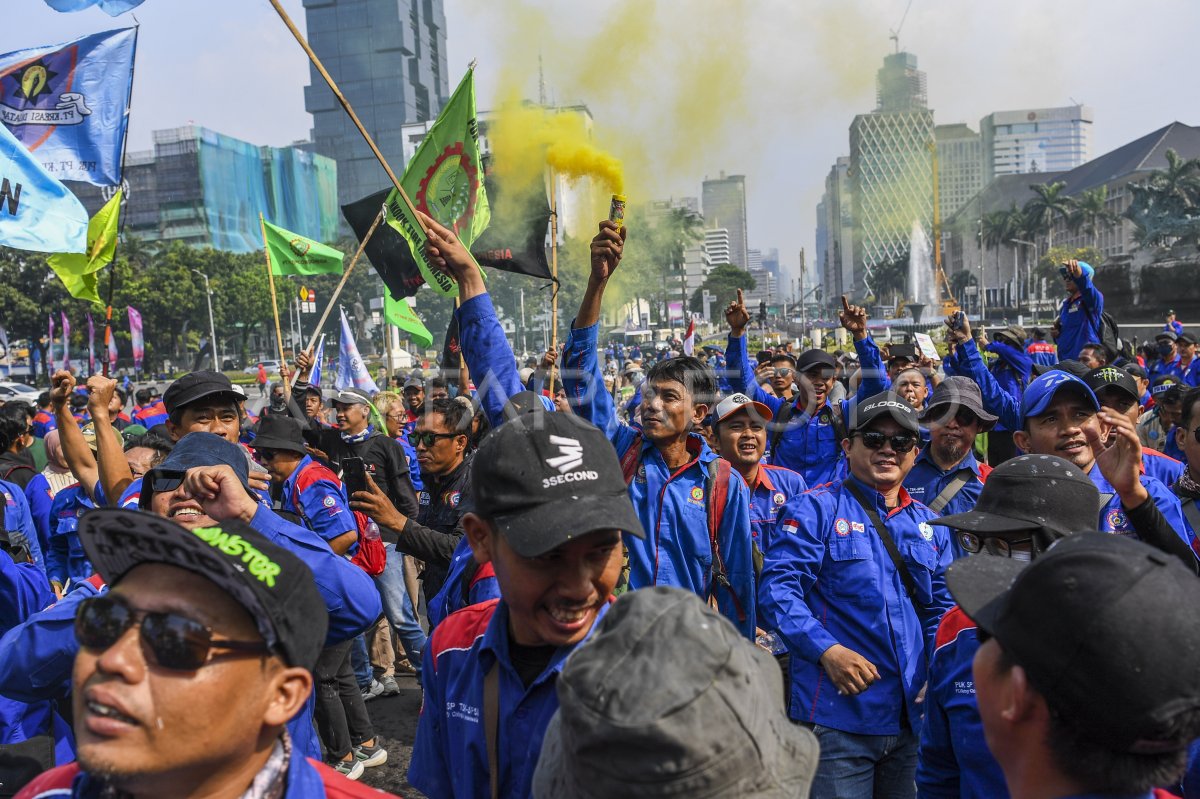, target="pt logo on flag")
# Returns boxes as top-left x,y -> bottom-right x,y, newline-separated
545,435 -> 584,473
2,57 -> 92,129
